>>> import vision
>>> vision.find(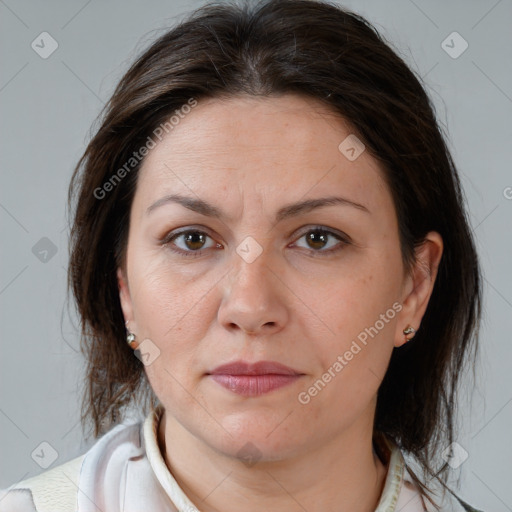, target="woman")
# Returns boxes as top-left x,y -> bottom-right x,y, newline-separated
0,0 -> 484,510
